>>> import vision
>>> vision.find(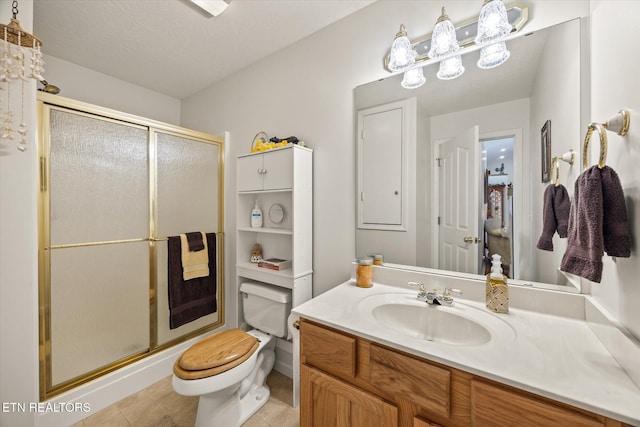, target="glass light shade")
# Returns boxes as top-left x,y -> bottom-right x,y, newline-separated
428,8 -> 460,59
477,41 -> 510,69
475,0 -> 512,45
437,55 -> 465,80
401,67 -> 426,89
388,25 -> 416,72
